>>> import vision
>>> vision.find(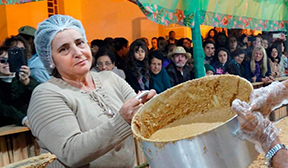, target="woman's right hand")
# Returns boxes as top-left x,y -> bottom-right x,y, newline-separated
119,96 -> 142,124
250,81 -> 288,117
119,90 -> 156,124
